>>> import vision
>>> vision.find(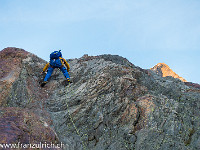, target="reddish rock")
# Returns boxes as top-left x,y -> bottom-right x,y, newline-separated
0,47 -> 28,78
0,47 -> 52,126
0,107 -> 60,149
184,82 -> 200,89
121,101 -> 138,124
135,95 -> 155,131
0,48 -> 62,149
0,48 -> 29,106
